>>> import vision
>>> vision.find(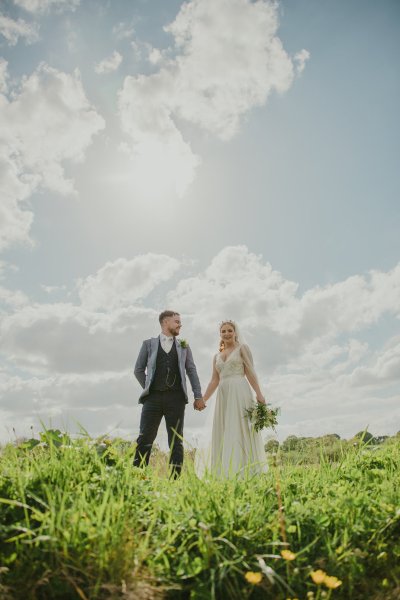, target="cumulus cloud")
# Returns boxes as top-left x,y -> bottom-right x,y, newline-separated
169,246 -> 400,346
168,245 -> 301,346
0,59 -> 8,94
13,0 -> 80,13
112,21 -> 136,41
0,260 -> 29,310
0,253 -> 181,374
0,62 -> 104,250
163,0 -> 295,138
118,0 -> 308,196
1,246 -> 399,444
349,337 -> 400,387
148,47 -> 163,65
0,370 -> 141,443
94,51 -> 123,75
0,285 -> 29,310
0,63 -> 105,195
77,254 -> 181,310
0,153 -> 36,251
166,246 -> 400,440
0,12 -> 39,45
0,303 -> 156,374
299,265 -> 400,339
294,49 -> 310,75
276,395 -> 400,441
